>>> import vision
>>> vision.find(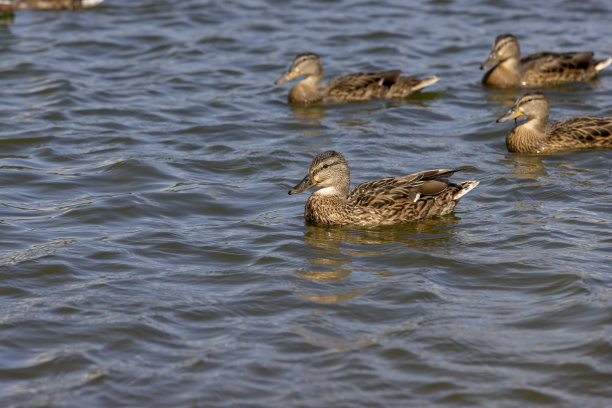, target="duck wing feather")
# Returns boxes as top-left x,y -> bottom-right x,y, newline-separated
347,168 -> 464,209
325,70 -> 401,99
